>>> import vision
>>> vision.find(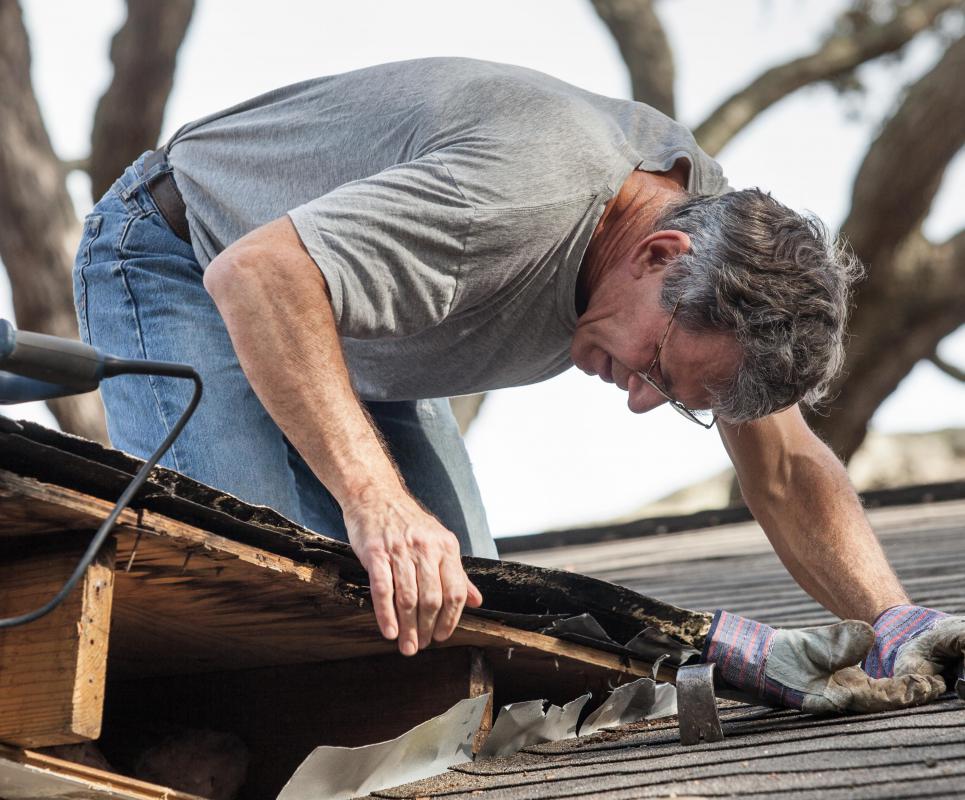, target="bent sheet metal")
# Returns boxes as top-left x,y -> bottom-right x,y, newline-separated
478,694 -> 590,759
580,677 -> 678,736
276,695 -> 489,800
